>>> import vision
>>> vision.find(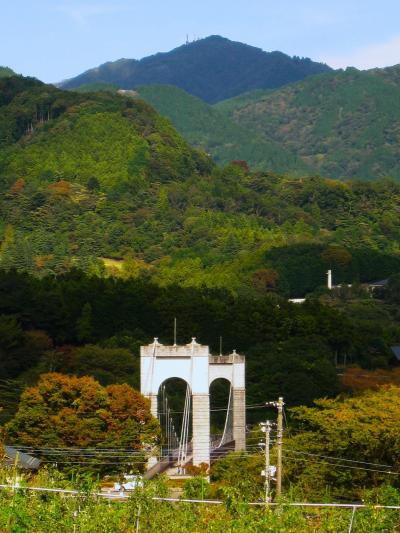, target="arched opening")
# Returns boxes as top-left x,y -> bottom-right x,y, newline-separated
157,377 -> 192,460
209,378 -> 232,445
